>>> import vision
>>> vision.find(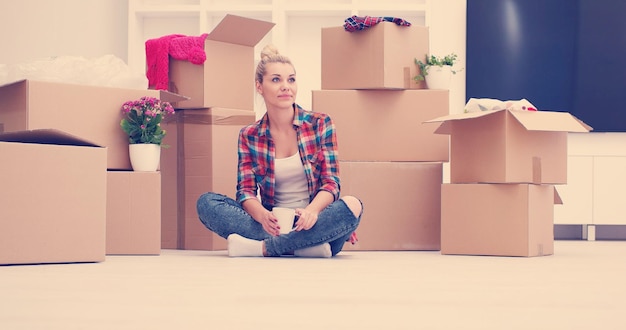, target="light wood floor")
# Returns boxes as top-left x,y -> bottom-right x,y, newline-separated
1,240 -> 625,330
